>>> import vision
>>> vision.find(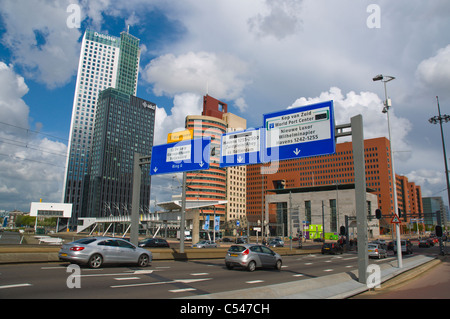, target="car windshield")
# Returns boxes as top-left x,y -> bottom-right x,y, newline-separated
368,244 -> 377,249
197,241 -> 208,244
228,245 -> 247,252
